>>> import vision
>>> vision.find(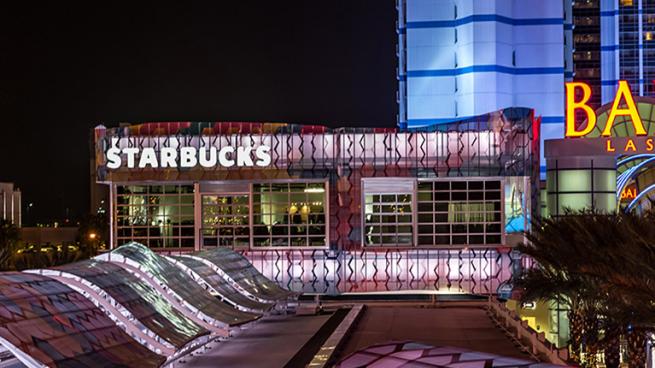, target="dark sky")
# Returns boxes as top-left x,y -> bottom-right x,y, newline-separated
0,1 -> 397,224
